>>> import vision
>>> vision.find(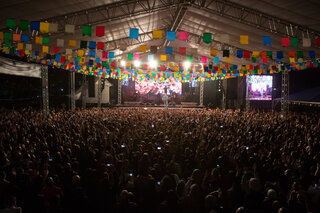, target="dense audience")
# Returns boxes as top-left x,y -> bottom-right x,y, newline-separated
1,107 -> 320,213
